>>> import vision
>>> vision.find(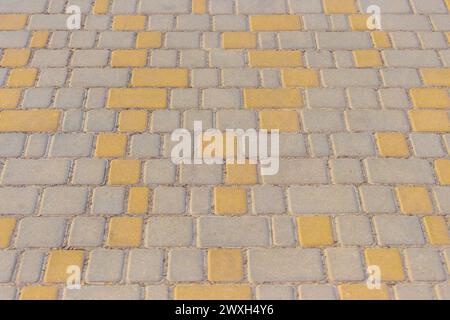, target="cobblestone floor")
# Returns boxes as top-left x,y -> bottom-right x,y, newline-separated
0,0 -> 450,300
